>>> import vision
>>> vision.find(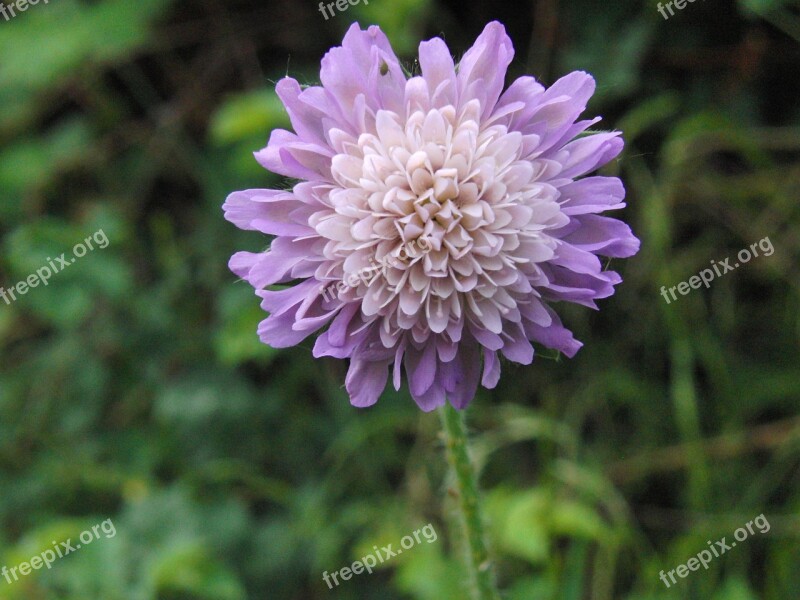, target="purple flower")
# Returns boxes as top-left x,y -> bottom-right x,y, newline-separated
223,22 -> 639,411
